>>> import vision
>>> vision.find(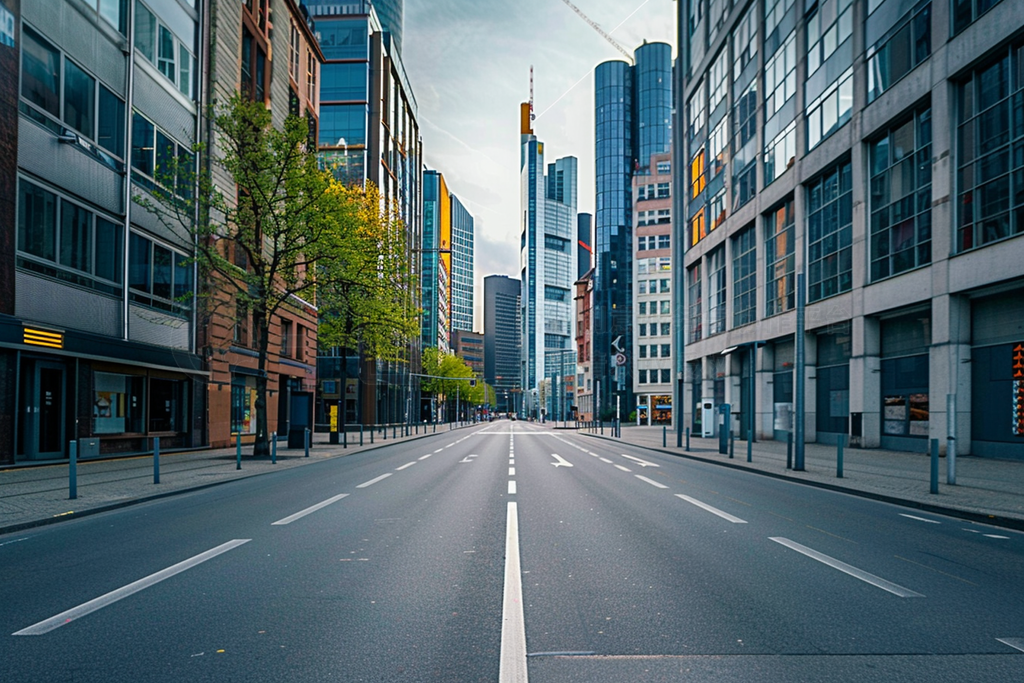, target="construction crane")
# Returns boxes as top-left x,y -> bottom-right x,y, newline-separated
559,0 -> 634,63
